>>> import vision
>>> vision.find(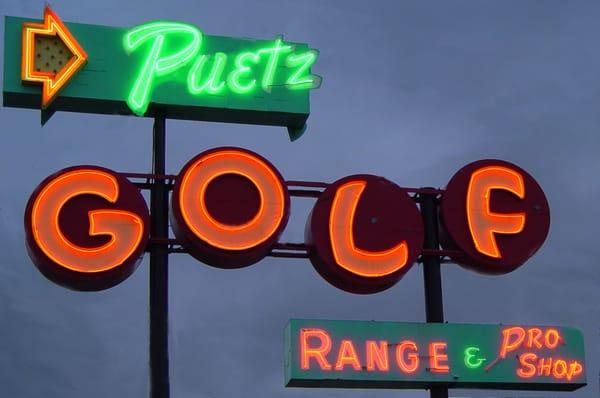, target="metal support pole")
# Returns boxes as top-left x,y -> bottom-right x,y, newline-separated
420,191 -> 448,398
150,113 -> 170,398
